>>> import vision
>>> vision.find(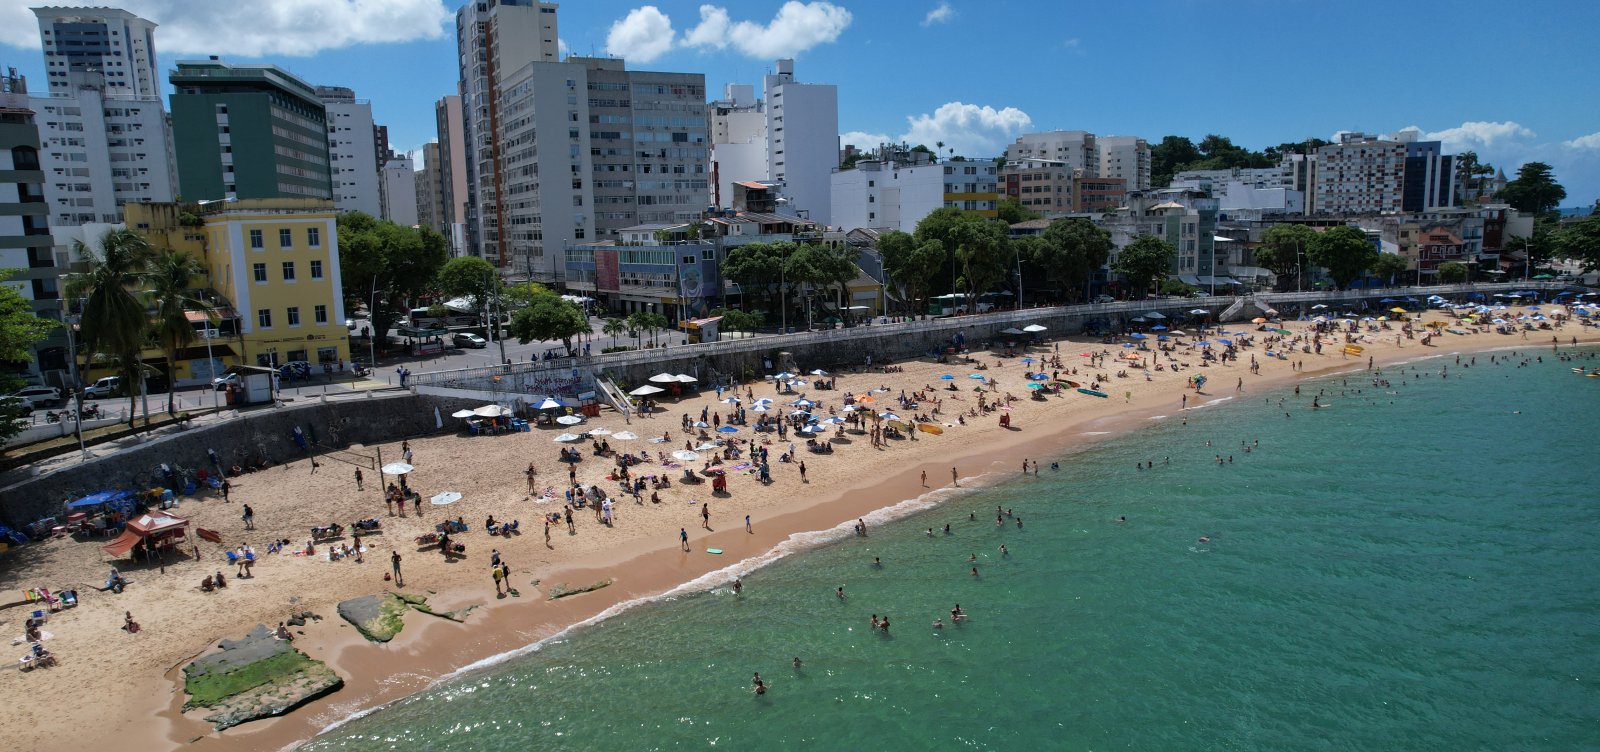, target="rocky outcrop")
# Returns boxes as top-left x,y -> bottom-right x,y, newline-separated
182,624 -> 342,730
